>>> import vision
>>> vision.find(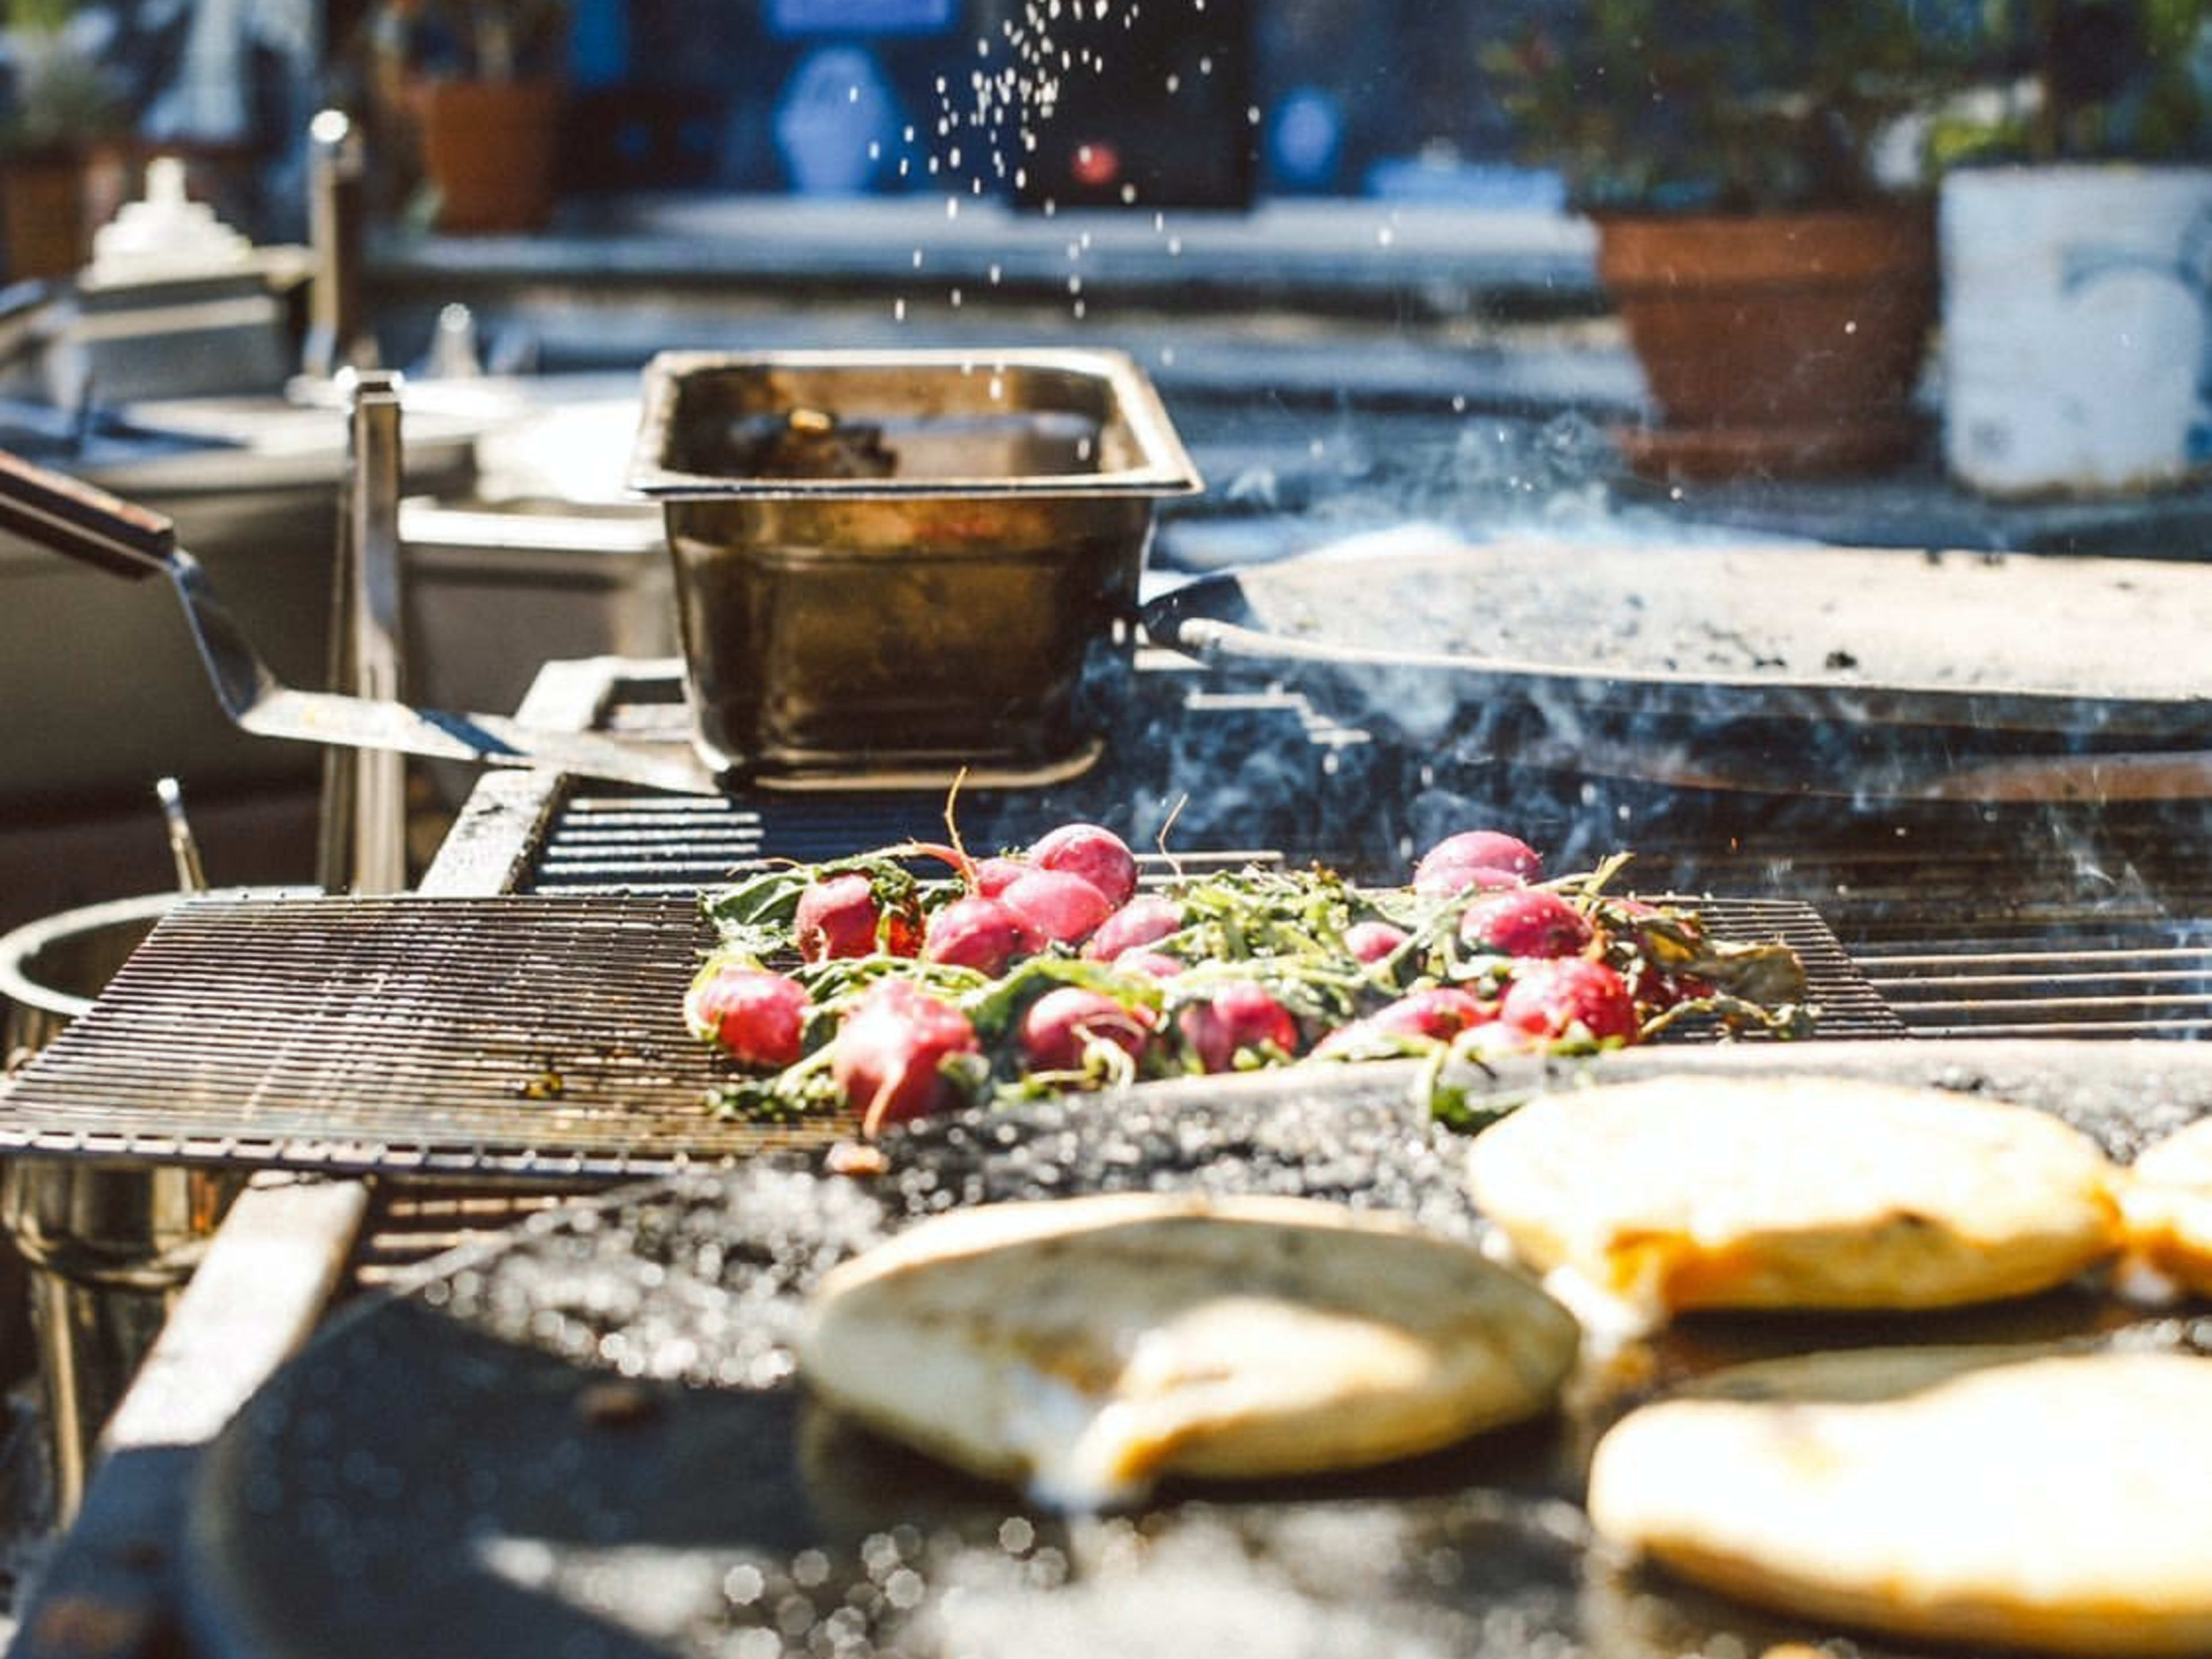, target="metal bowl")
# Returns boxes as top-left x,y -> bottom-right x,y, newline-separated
626,347 -> 1201,783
